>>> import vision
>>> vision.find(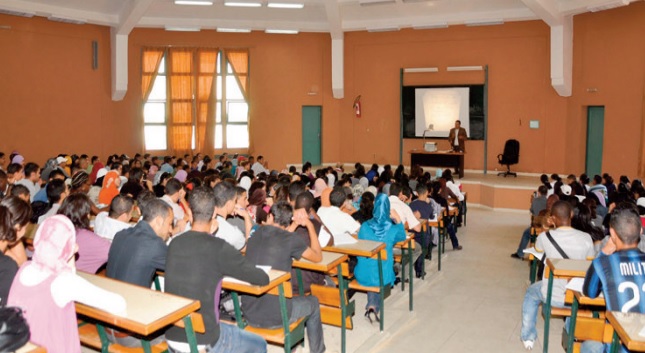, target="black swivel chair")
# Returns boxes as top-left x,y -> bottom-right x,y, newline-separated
497,139 -> 520,177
